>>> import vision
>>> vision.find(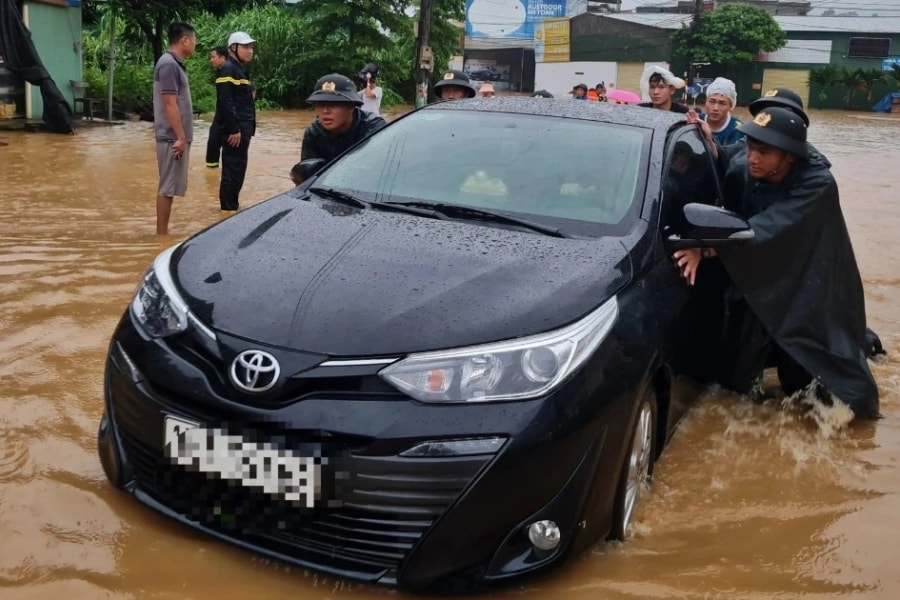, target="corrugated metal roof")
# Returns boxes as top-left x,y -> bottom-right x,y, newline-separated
602,13 -> 900,33
773,16 -> 900,33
